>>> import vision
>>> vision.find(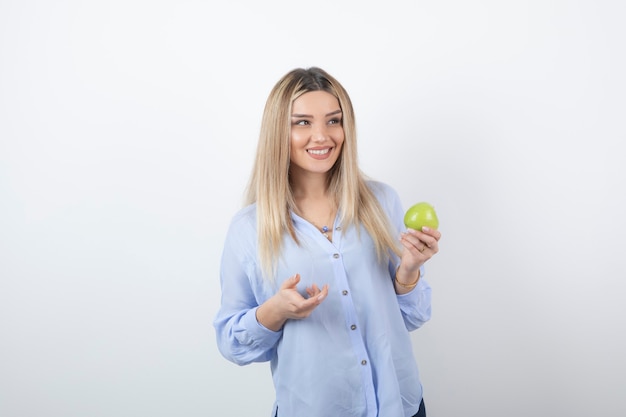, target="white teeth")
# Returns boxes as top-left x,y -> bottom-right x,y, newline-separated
308,148 -> 330,155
